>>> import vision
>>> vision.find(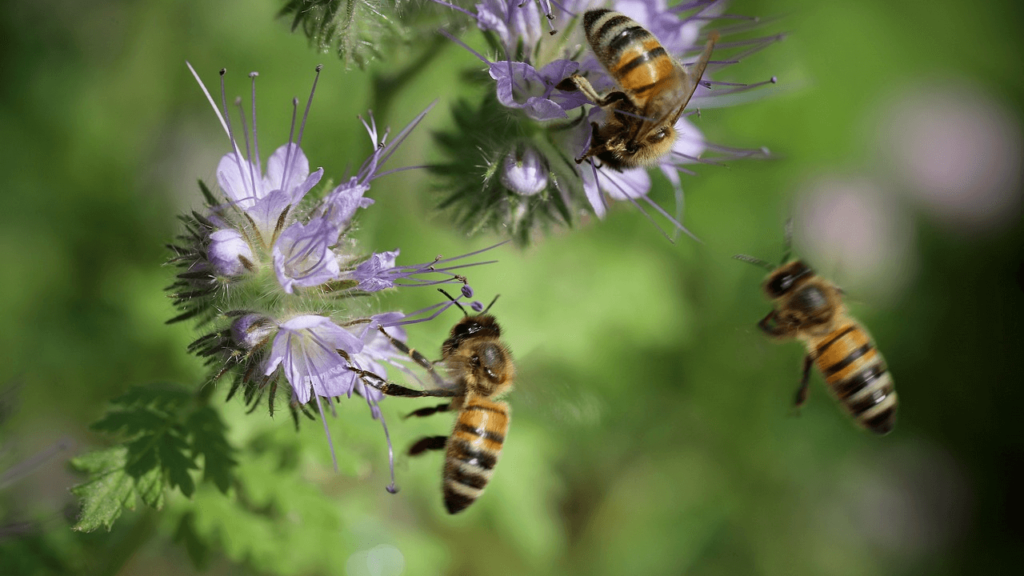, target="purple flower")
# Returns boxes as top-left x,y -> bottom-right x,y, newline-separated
475,0 -> 547,51
340,314 -> 413,404
264,315 -> 364,404
320,178 -> 374,229
207,228 -> 254,276
352,249 -> 400,292
216,144 -> 323,225
429,0 -> 780,242
189,65 -> 326,241
580,161 -> 651,219
491,59 -> 591,120
181,64 -> 501,491
441,29 -> 587,121
501,147 -> 549,196
272,217 -> 341,293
